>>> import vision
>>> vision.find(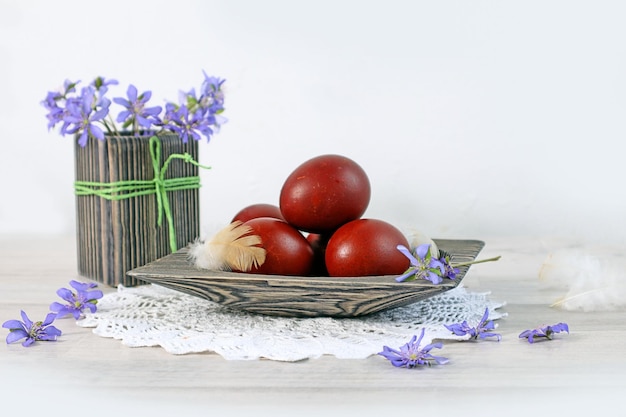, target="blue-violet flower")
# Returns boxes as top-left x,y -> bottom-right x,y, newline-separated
519,323 -> 569,343
49,280 -> 104,320
62,85 -> 111,147
43,71 -> 226,147
378,328 -> 449,368
113,84 -> 162,133
444,307 -> 501,341
2,311 -> 62,347
162,105 -> 213,143
396,243 -> 501,284
439,250 -> 460,280
396,244 -> 446,284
